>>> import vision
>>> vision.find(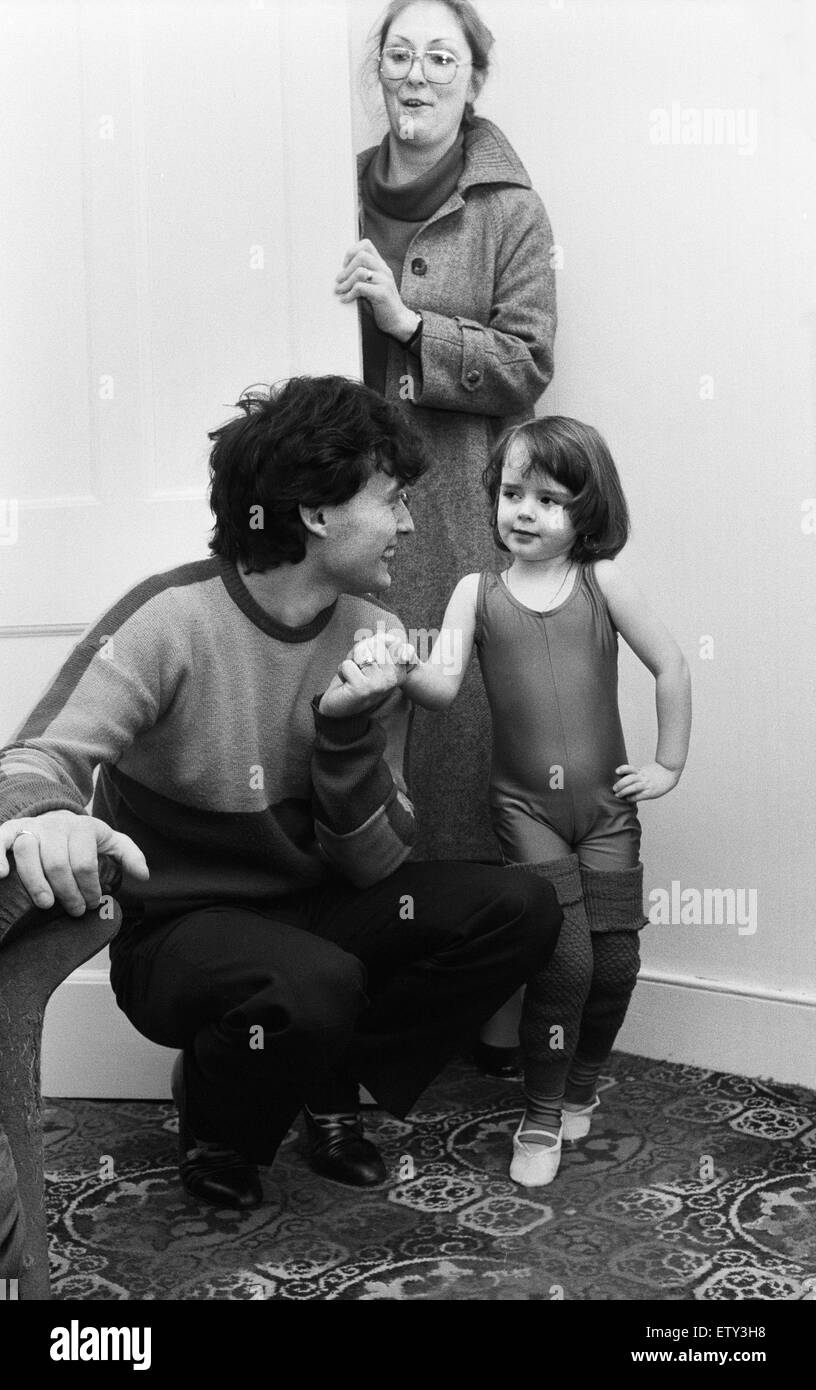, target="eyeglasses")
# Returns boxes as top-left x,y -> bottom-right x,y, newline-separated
379,46 -> 471,86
